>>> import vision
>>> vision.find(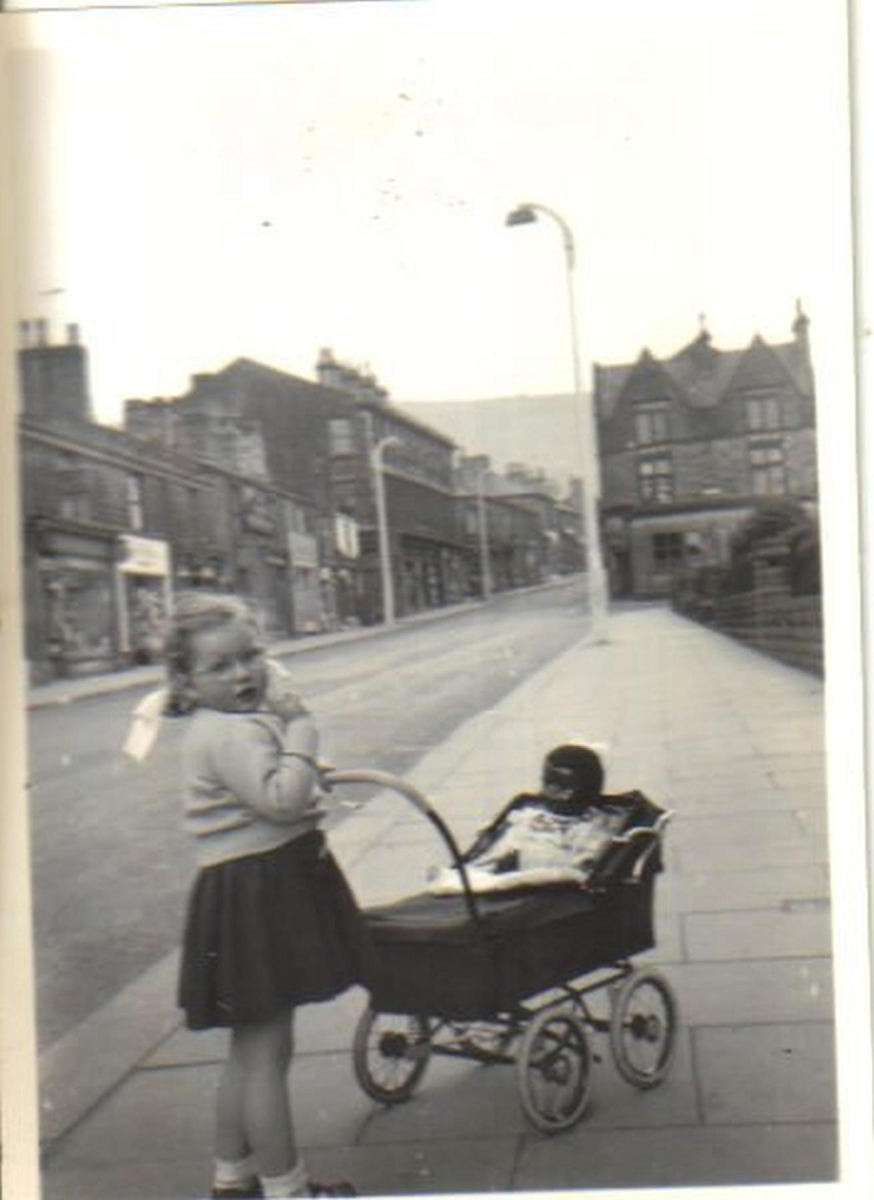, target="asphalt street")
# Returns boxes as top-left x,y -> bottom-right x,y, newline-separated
29,582 -> 589,1050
